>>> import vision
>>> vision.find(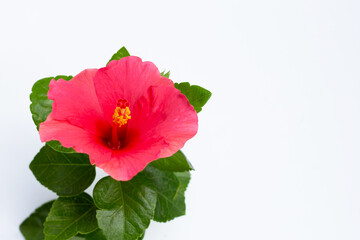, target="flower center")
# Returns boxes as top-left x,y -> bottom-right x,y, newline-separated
113,99 -> 131,127
110,99 -> 131,150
